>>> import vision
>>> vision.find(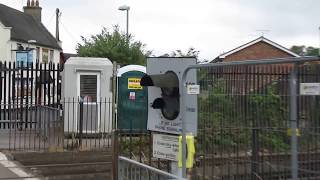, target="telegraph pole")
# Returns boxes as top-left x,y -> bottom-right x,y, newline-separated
56,8 -> 61,41
318,26 -> 320,56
